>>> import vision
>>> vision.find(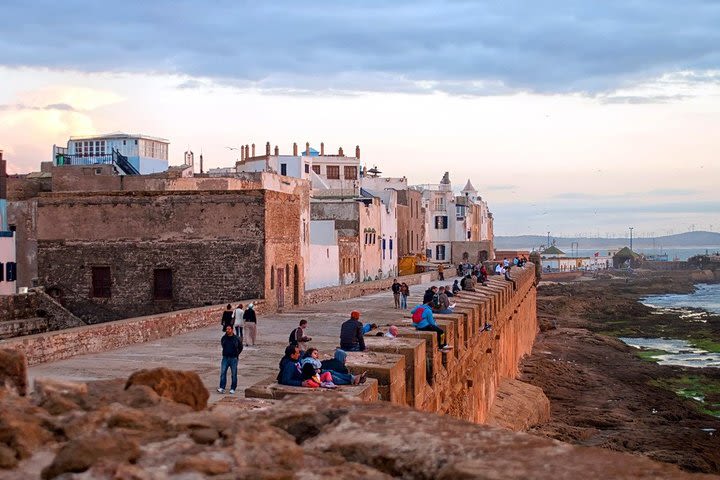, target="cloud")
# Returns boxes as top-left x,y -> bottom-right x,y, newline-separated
0,103 -> 77,112
1,1 -> 719,96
